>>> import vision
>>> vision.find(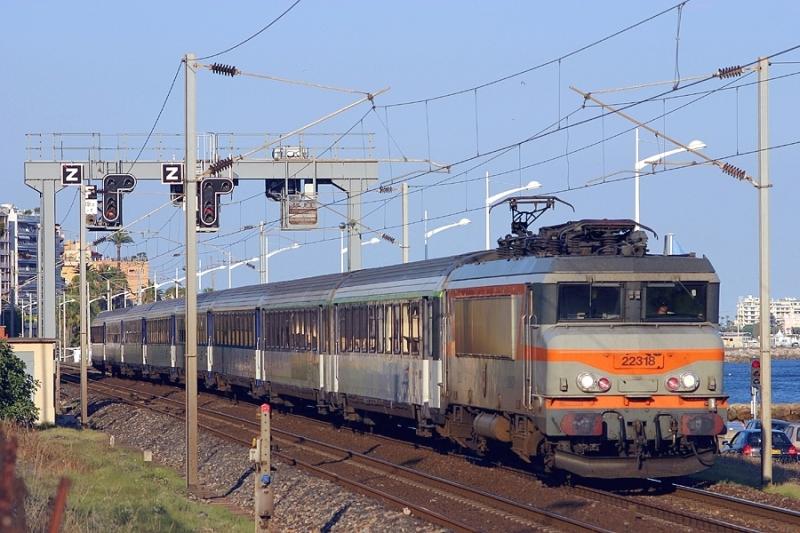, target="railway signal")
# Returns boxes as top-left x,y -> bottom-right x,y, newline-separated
197,177 -> 233,231
101,173 -> 137,227
750,358 -> 761,389
251,403 -> 274,531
